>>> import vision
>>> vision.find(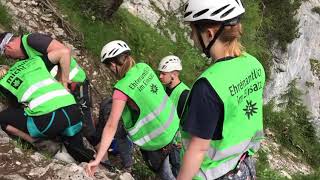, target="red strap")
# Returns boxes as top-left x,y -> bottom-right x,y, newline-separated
70,82 -> 77,92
